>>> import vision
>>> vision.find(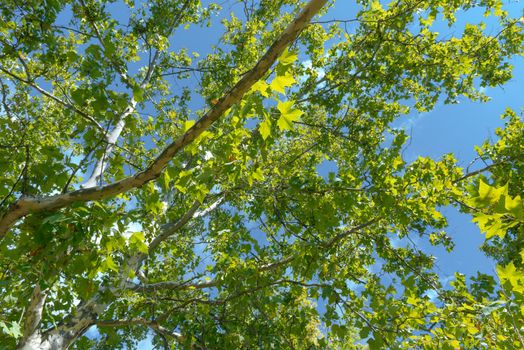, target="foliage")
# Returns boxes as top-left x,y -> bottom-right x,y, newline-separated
0,0 -> 523,349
